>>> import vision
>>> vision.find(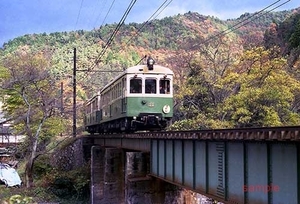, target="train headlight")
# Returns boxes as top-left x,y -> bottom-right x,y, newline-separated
147,57 -> 155,70
162,105 -> 171,114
